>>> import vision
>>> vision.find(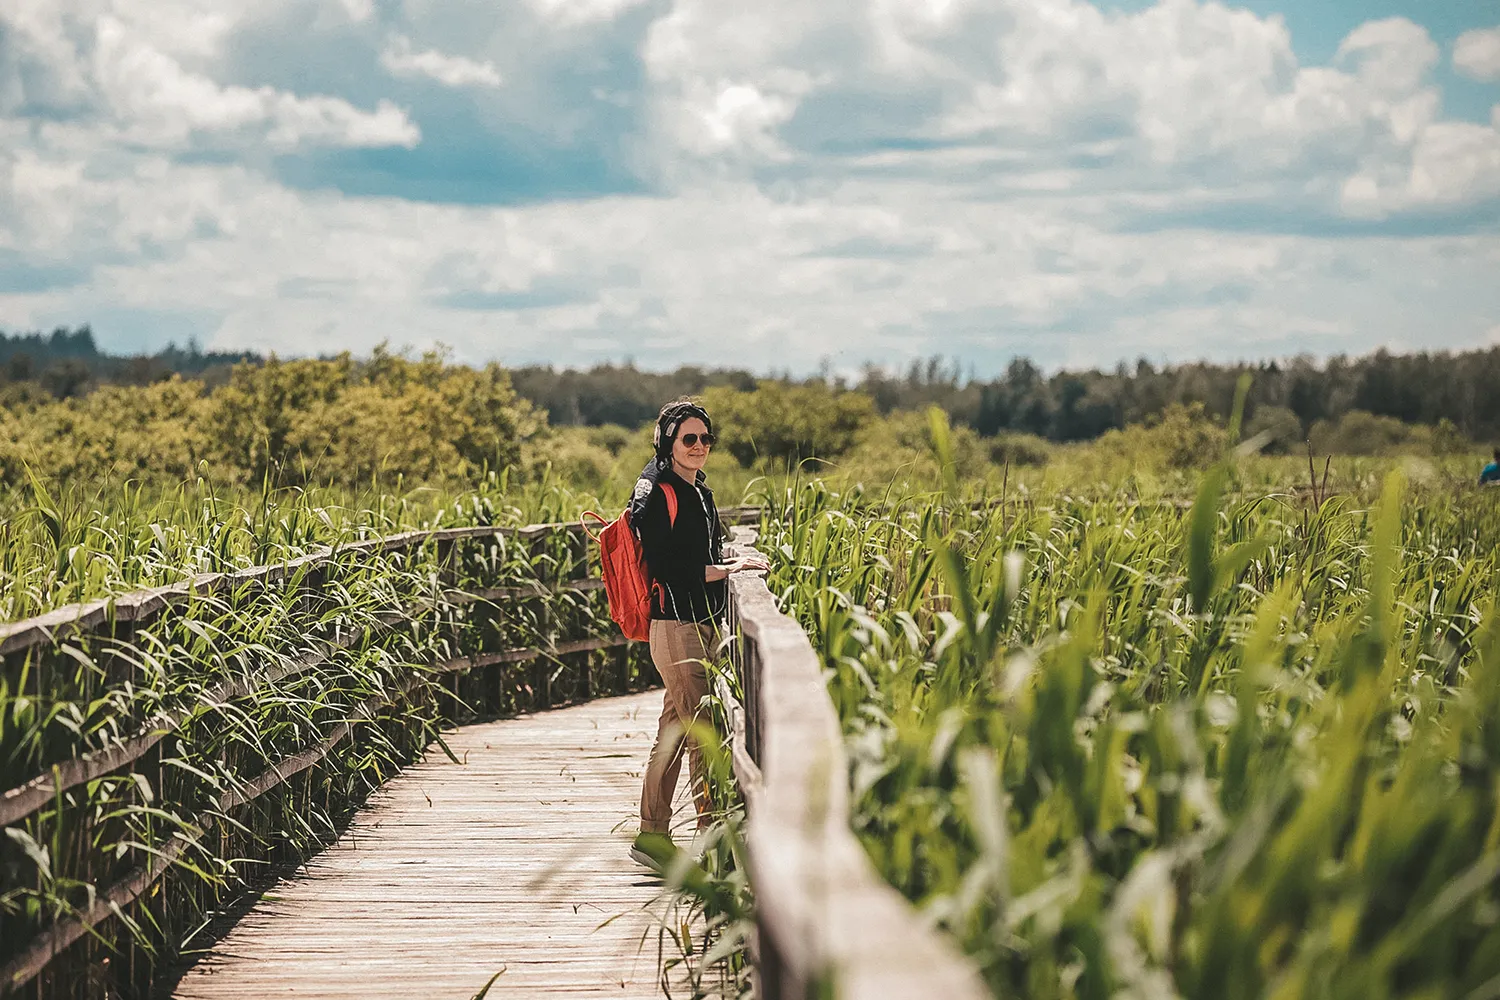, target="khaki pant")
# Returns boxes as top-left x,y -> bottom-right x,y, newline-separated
640,619 -> 719,835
